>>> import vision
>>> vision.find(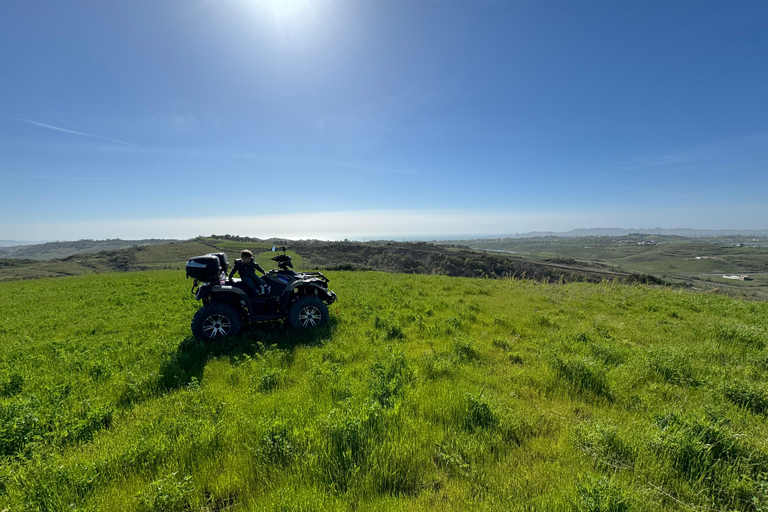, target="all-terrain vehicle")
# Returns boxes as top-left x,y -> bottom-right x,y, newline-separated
186,247 -> 336,341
